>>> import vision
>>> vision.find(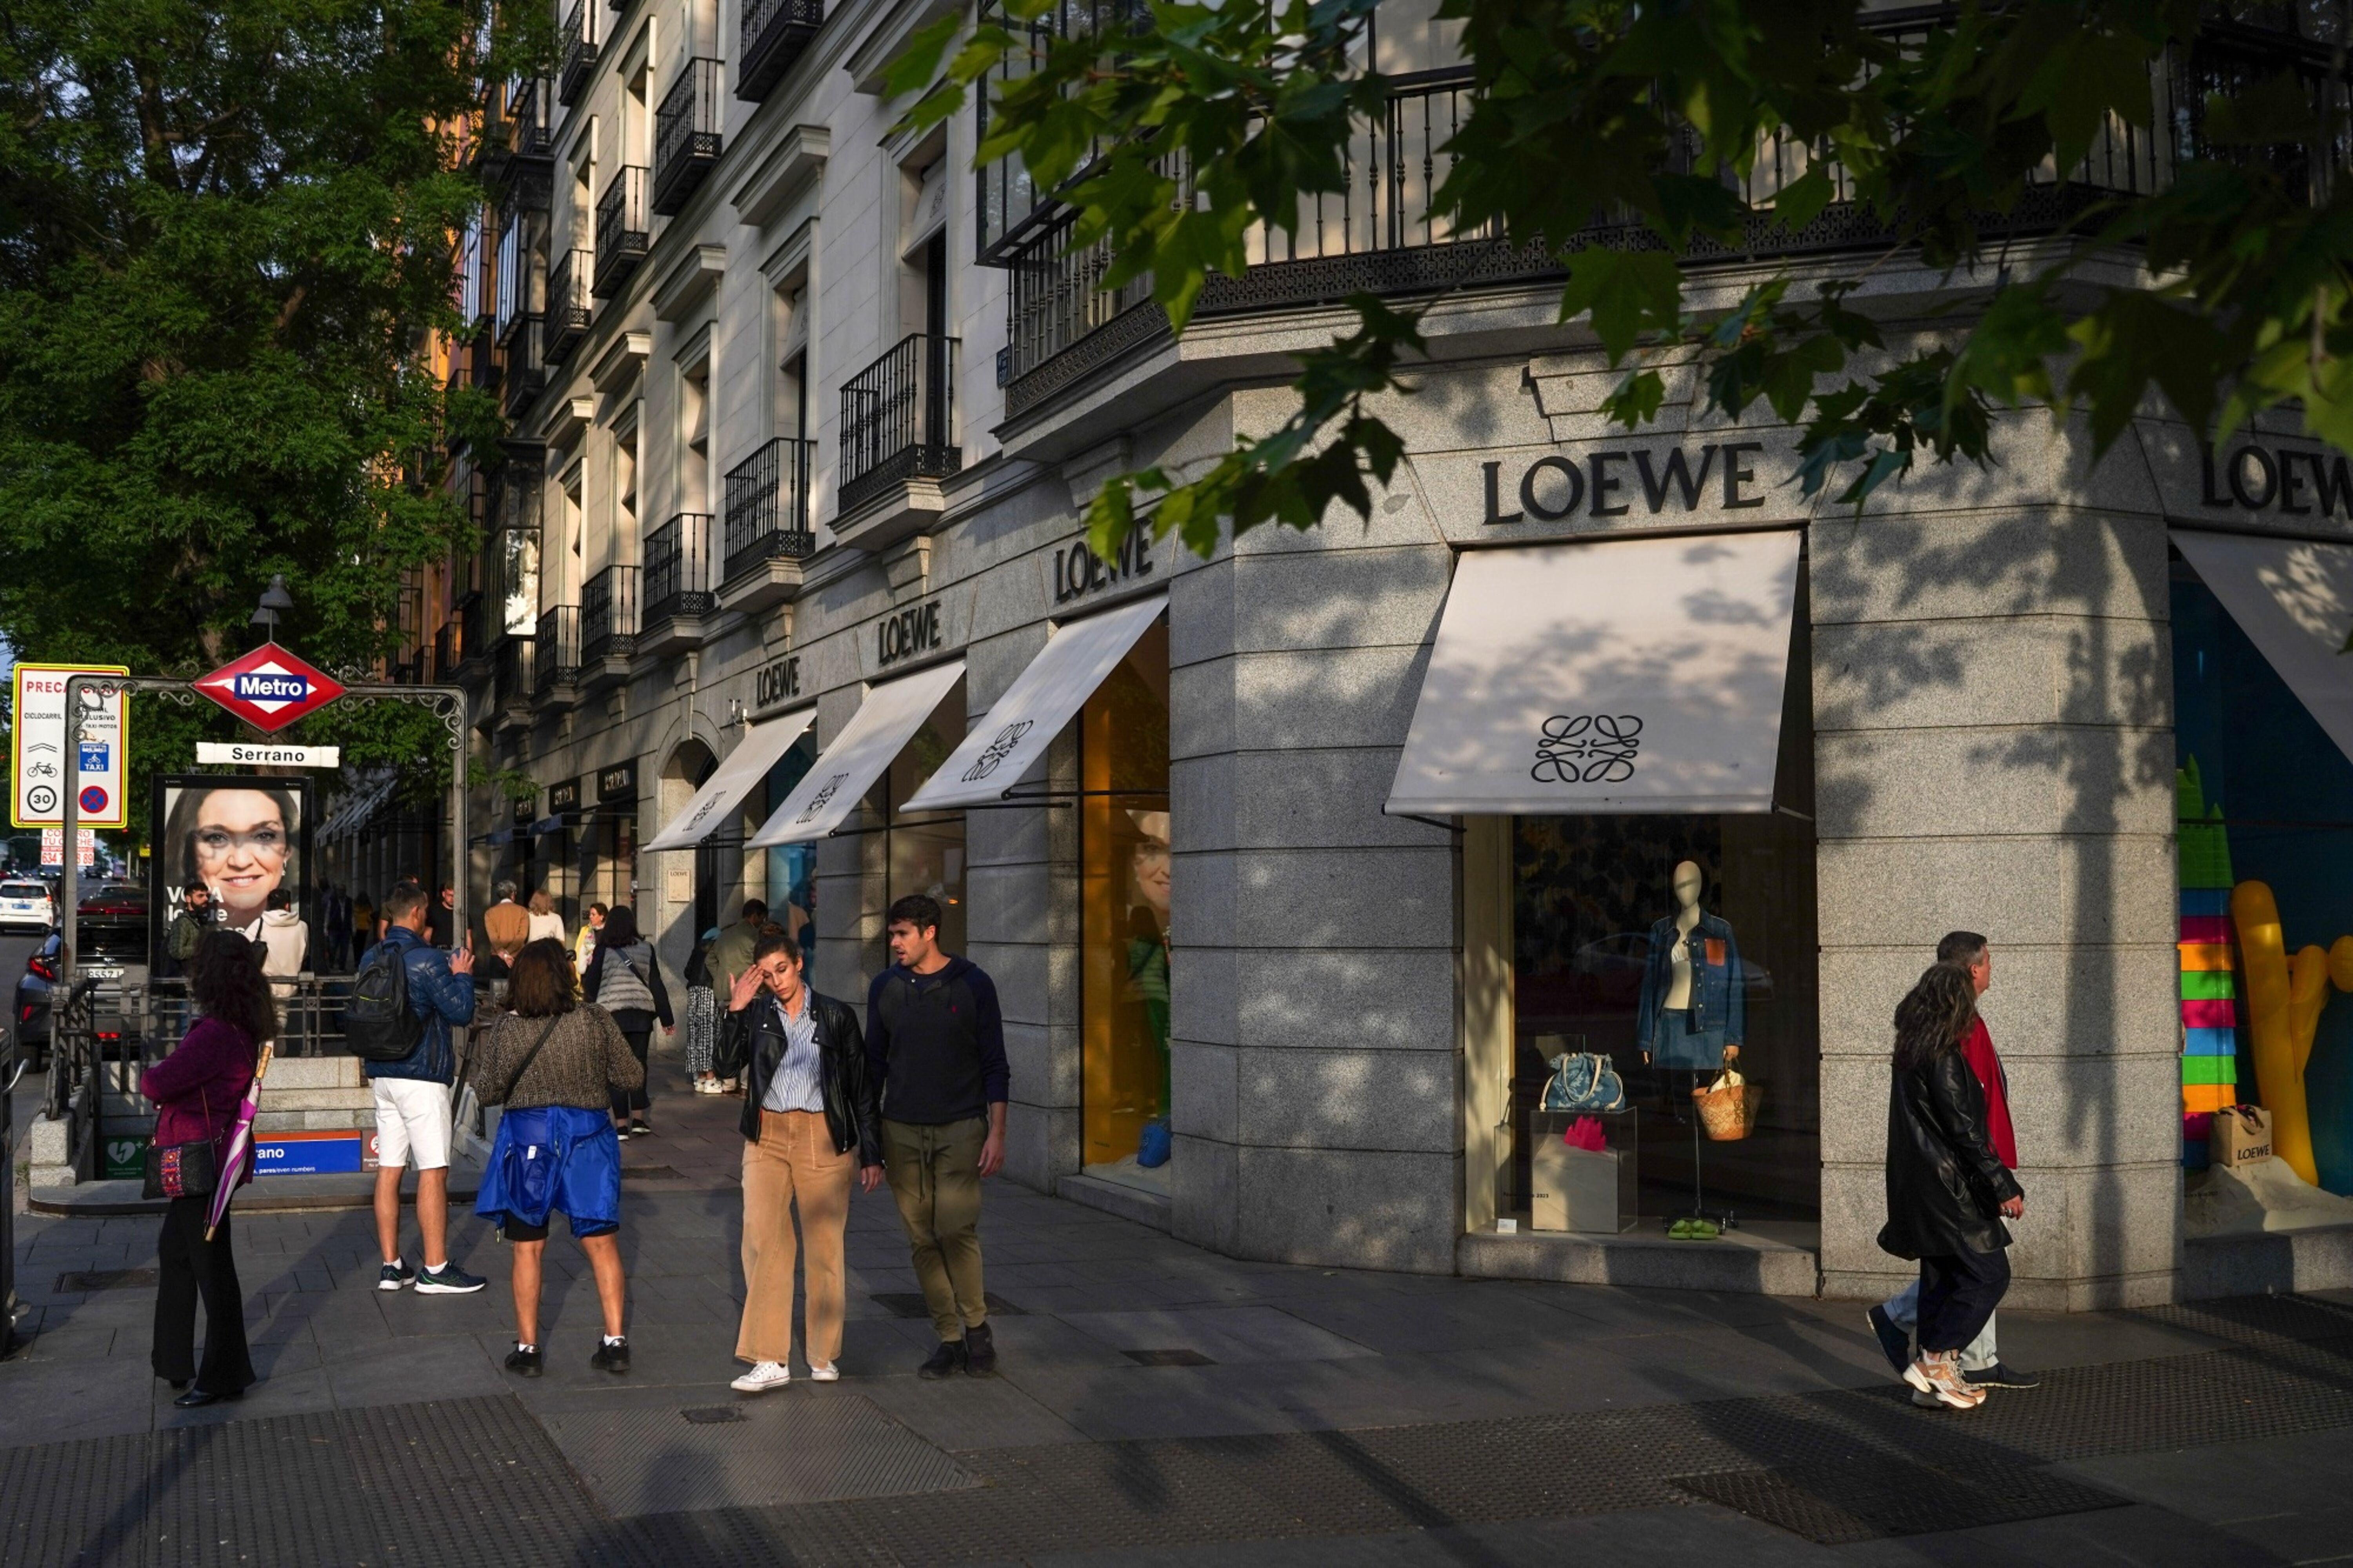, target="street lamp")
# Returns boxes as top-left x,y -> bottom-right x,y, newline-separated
250,574 -> 295,635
